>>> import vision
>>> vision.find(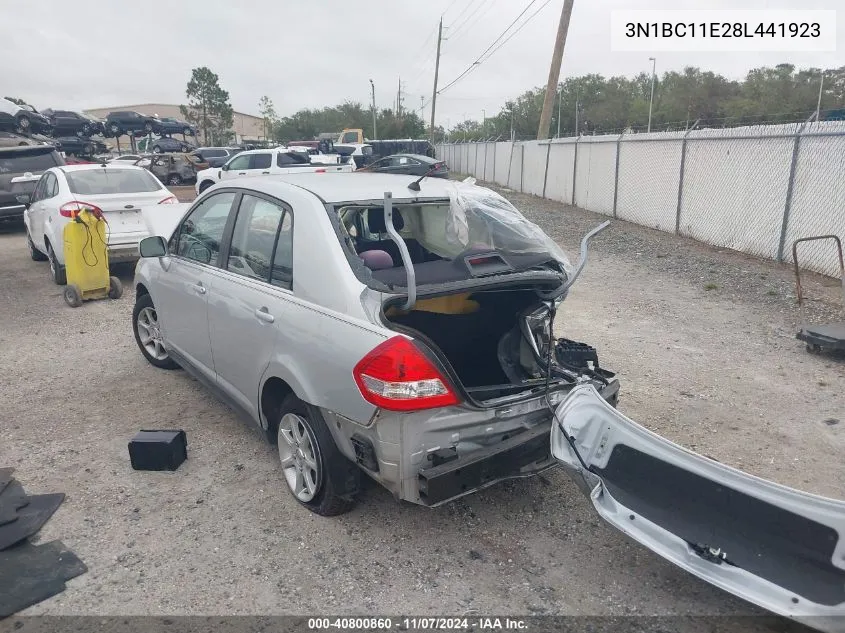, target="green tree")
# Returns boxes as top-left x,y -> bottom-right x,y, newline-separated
180,67 -> 234,146
258,95 -> 277,140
